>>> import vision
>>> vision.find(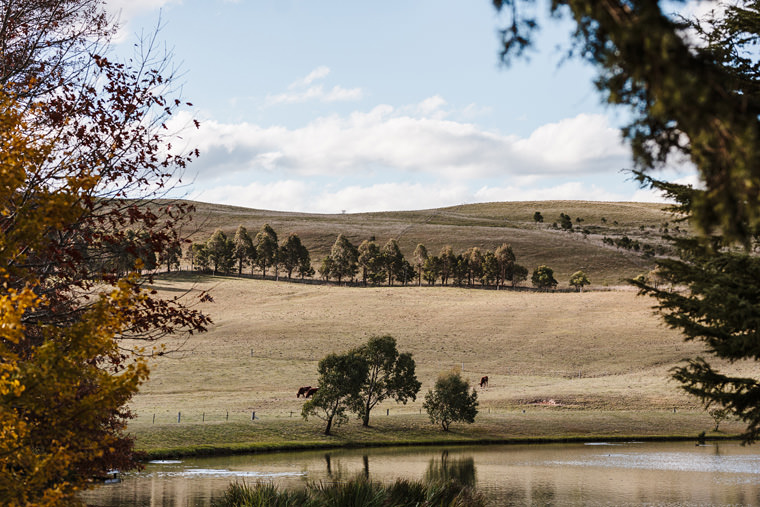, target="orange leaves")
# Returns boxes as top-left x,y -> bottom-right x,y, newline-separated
0,273 -> 150,504
0,90 -> 150,504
